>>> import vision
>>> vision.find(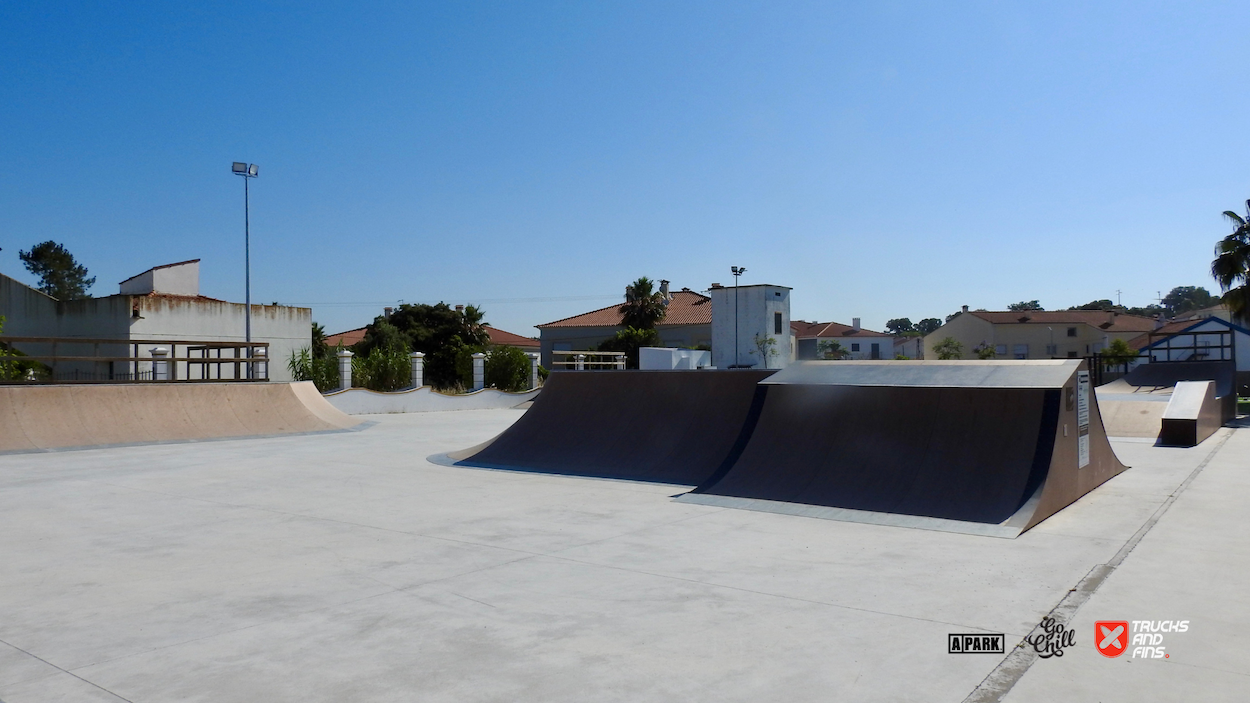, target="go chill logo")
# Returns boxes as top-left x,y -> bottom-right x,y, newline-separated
1097,620 -> 1189,659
